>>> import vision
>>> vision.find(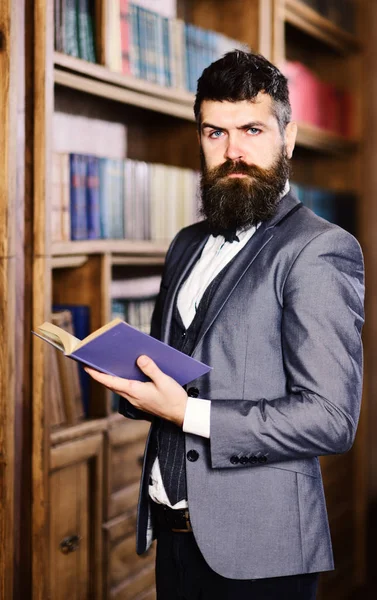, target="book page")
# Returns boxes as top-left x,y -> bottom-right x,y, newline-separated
36,322 -> 80,354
